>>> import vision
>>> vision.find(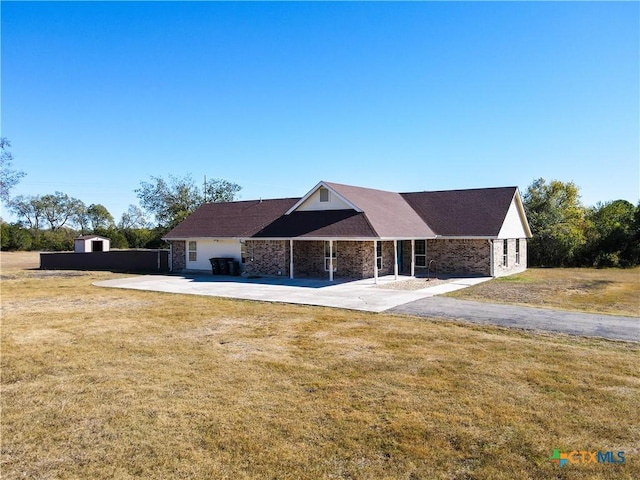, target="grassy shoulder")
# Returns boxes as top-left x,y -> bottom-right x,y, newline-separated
1,252 -> 639,479
445,267 -> 640,317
